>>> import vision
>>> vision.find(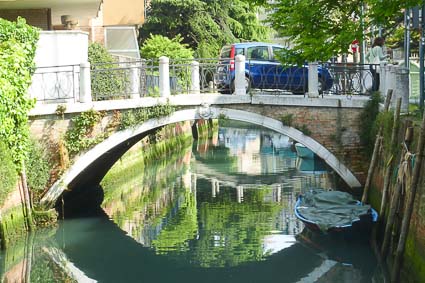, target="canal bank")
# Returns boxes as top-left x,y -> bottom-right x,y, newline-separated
367,107 -> 425,283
